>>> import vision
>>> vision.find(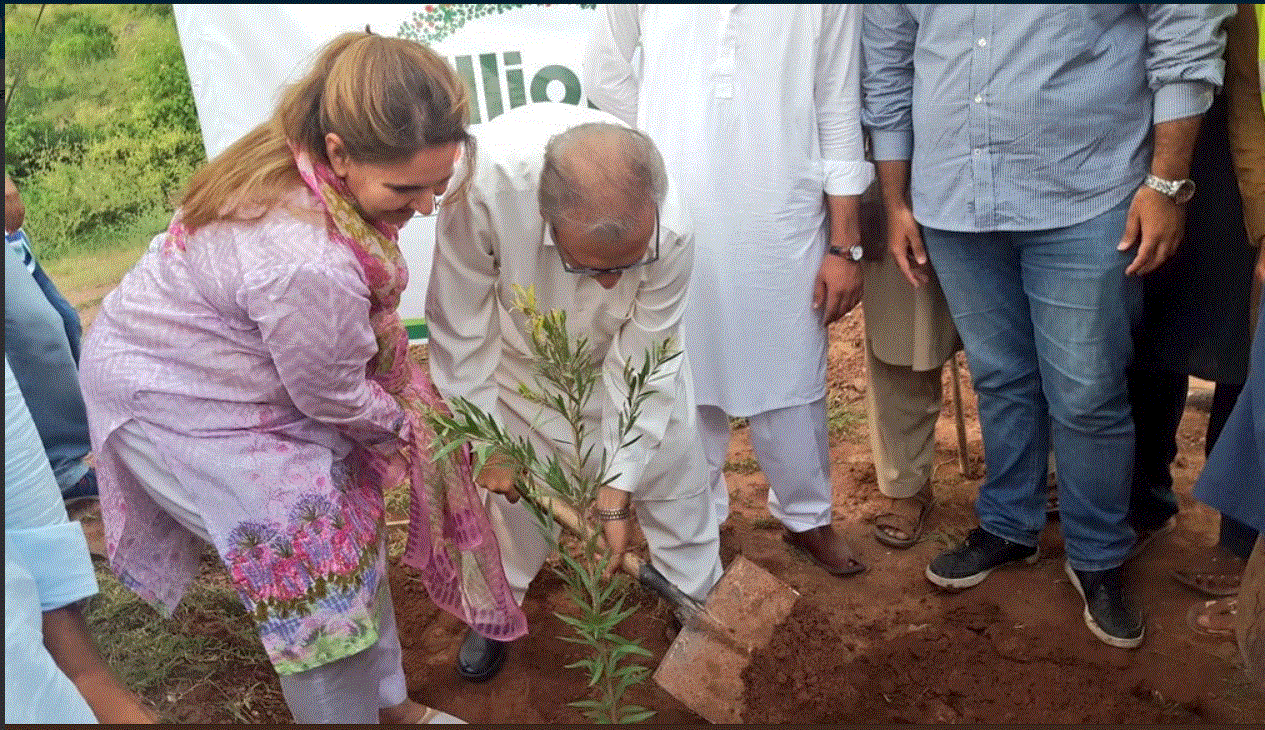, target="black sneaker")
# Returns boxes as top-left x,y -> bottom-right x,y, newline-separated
456,628 -> 506,682
1064,561 -> 1144,649
925,527 -> 1039,590
62,468 -> 99,507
